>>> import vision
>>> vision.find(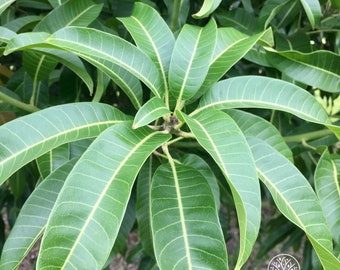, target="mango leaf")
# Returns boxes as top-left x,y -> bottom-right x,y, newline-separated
151,162 -> 228,269
227,109 -> 293,162
180,109 -> 260,268
136,158 -> 159,256
300,0 -> 322,28
192,0 -> 222,19
0,0 -> 14,16
118,2 -> 175,95
2,15 -> 42,32
0,158 -> 77,270
180,153 -> 220,209
133,97 -> 170,129
36,144 -> 70,179
34,0 -> 103,33
196,76 -> 332,125
23,51 -> 58,81
37,123 -> 171,269
169,20 -> 217,105
199,28 -> 273,93
315,150 -> 340,244
0,102 -> 130,184
0,26 -> 16,43
259,0 -> 295,29
266,49 -> 340,93
248,137 -> 340,269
